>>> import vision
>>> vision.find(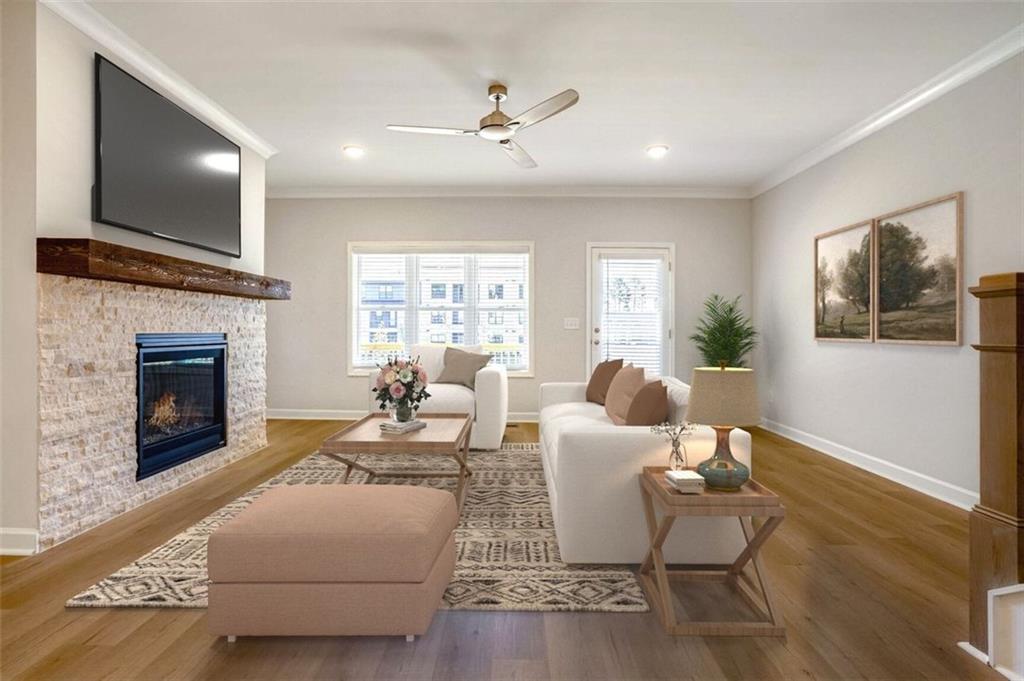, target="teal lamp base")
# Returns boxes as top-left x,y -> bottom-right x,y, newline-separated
696,426 -> 750,492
